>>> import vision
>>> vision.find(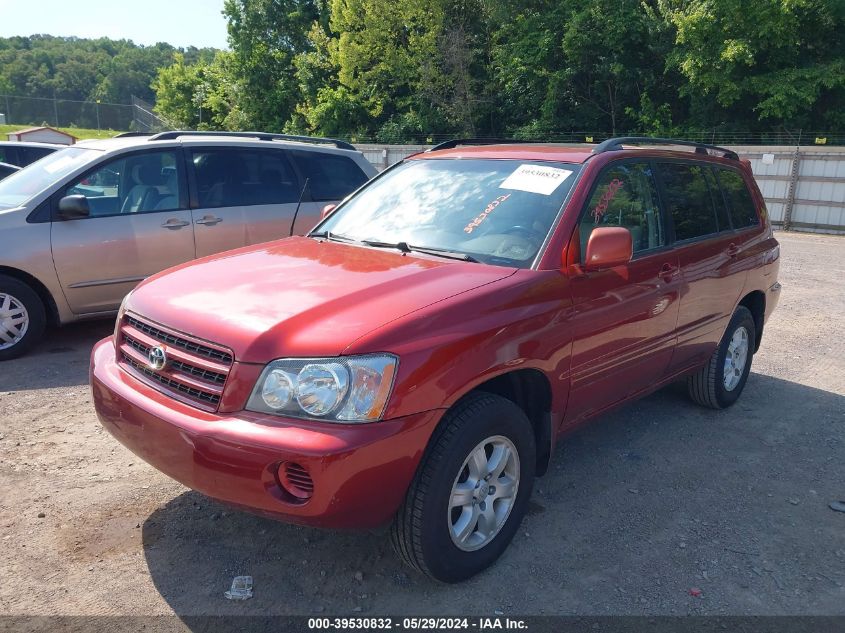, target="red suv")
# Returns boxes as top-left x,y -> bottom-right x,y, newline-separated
91,138 -> 781,582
